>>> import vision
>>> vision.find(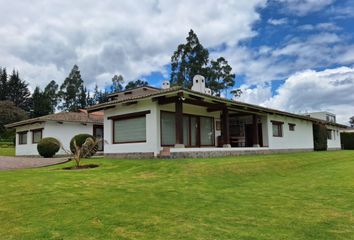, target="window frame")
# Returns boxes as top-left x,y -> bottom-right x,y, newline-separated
31,128 -> 43,144
288,123 -> 296,131
160,110 -> 215,147
271,121 -> 284,137
327,129 -> 333,140
110,111 -> 150,144
18,131 -> 28,145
